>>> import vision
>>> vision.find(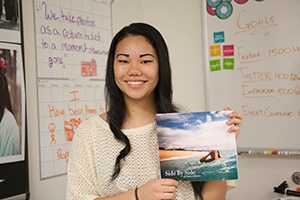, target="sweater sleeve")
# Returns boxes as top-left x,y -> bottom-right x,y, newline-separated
226,180 -> 236,191
66,119 -> 100,200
